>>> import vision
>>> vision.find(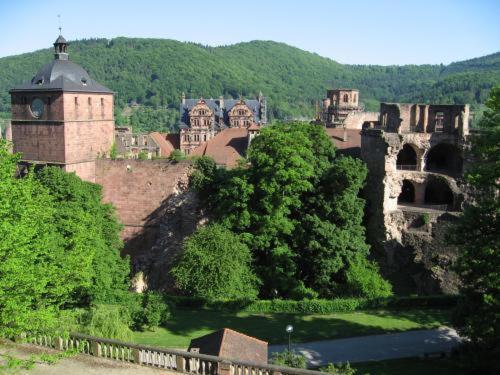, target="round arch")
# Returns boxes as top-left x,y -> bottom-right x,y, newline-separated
424,178 -> 454,207
397,144 -> 418,170
425,143 -> 463,175
398,179 -> 415,204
